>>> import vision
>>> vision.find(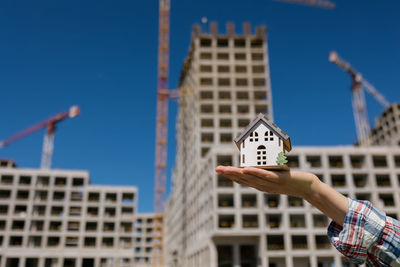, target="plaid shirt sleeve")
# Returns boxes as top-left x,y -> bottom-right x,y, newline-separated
327,198 -> 400,266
